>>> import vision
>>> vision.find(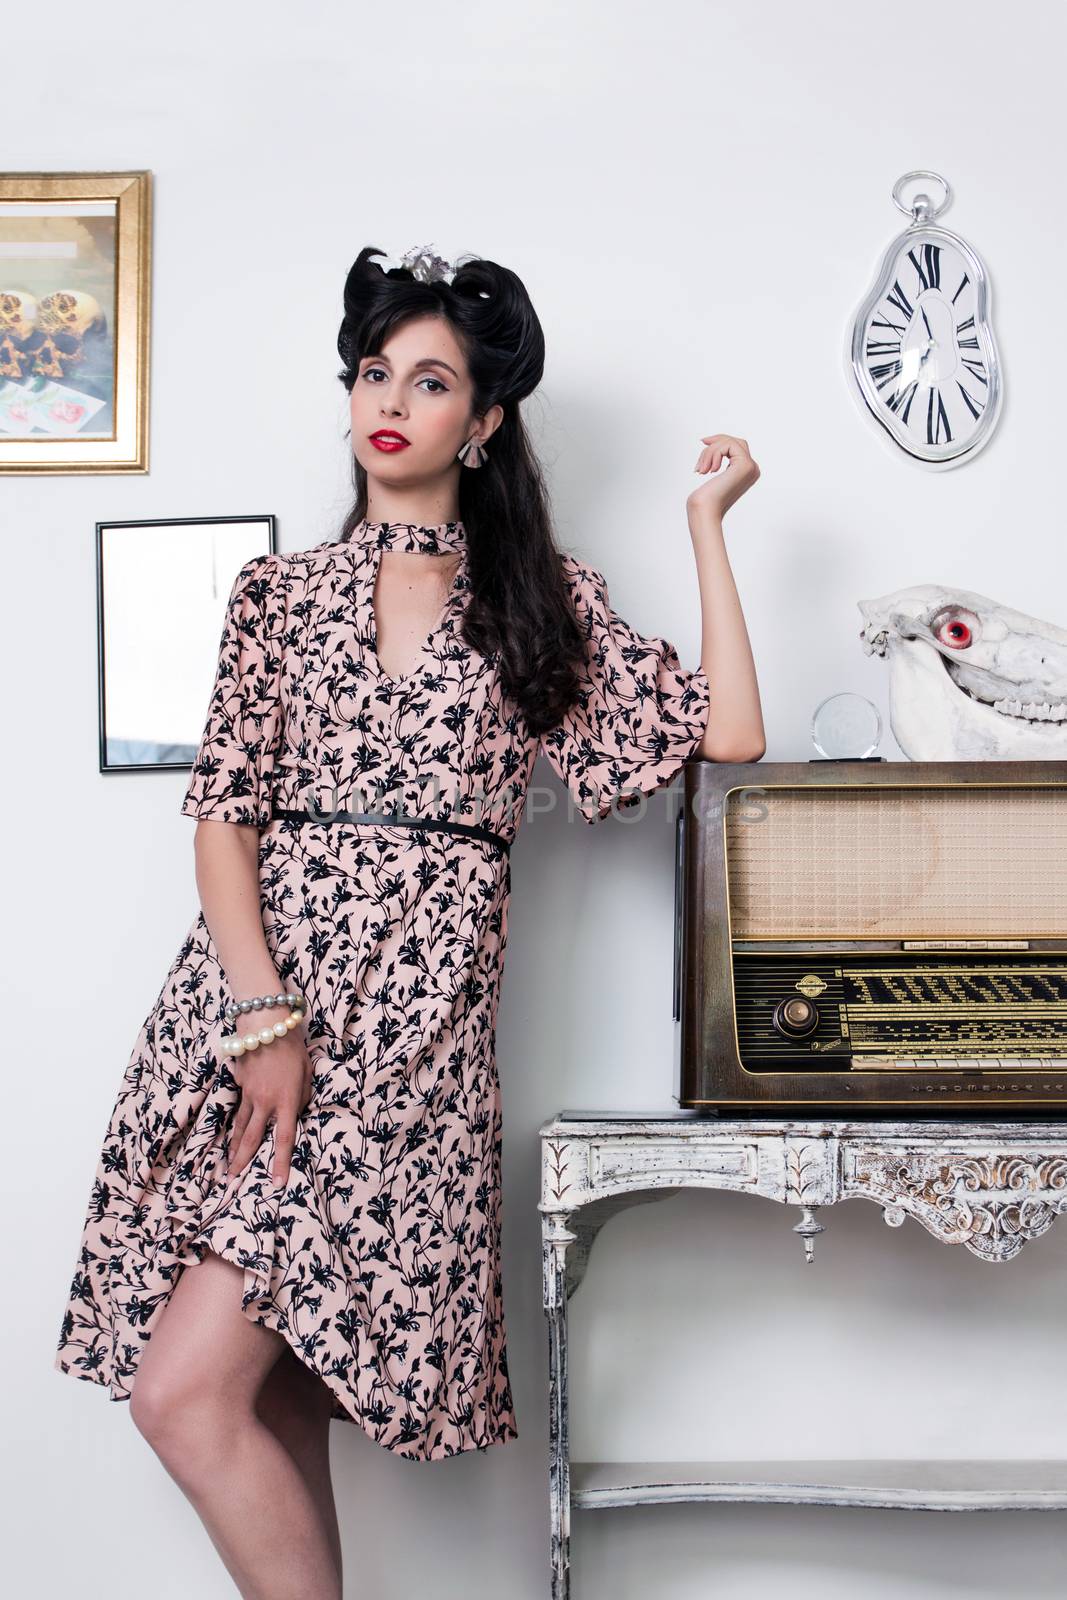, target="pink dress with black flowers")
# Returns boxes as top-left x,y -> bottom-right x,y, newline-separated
54,517 -> 710,1460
